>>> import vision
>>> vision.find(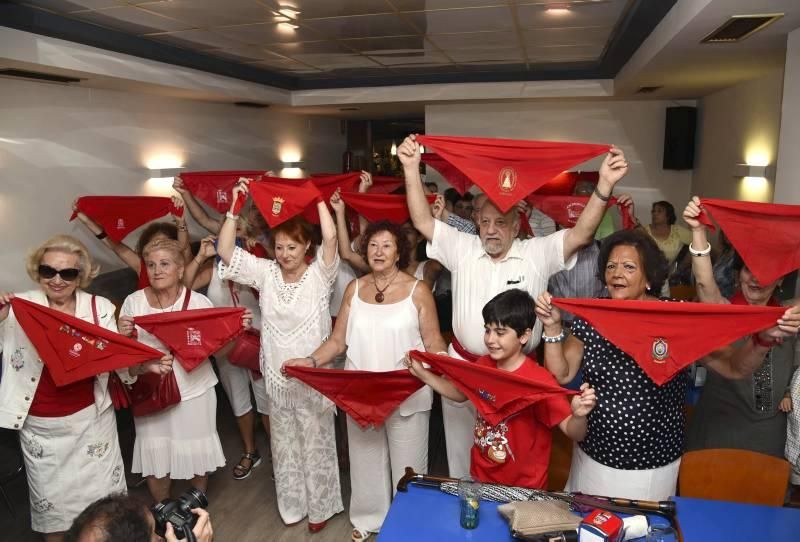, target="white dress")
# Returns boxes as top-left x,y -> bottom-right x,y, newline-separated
206,264 -> 269,417
0,289 -> 126,533
219,246 -> 343,524
120,288 -> 225,479
344,279 -> 432,534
